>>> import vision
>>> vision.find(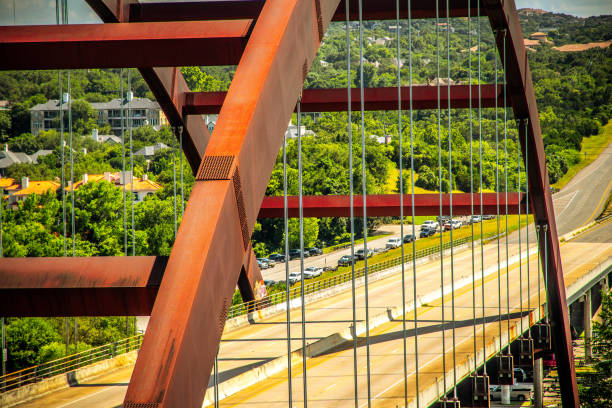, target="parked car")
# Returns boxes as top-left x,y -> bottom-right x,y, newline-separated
269,253 -> 286,263
403,234 -> 415,243
257,258 -> 275,268
263,280 -> 276,287
356,248 -> 374,260
257,259 -> 268,269
422,220 -> 439,231
304,266 -> 323,278
469,215 -> 482,224
489,384 -> 533,402
338,255 -> 356,266
386,237 -> 402,249
306,247 -> 323,256
289,249 -> 303,260
420,227 -> 435,238
483,214 -> 496,220
288,271 -> 302,285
